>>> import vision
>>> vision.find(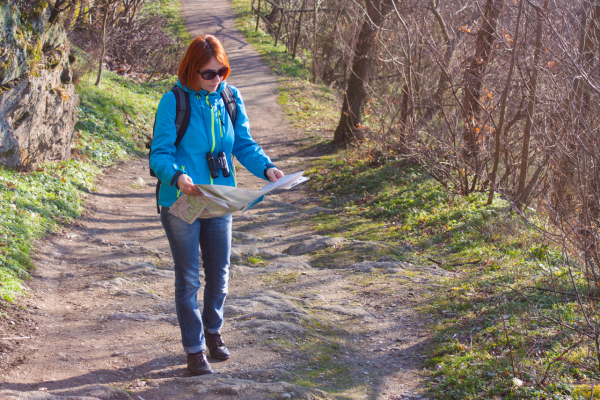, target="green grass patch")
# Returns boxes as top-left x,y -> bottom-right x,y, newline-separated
0,161 -> 97,301
0,71 -> 176,302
